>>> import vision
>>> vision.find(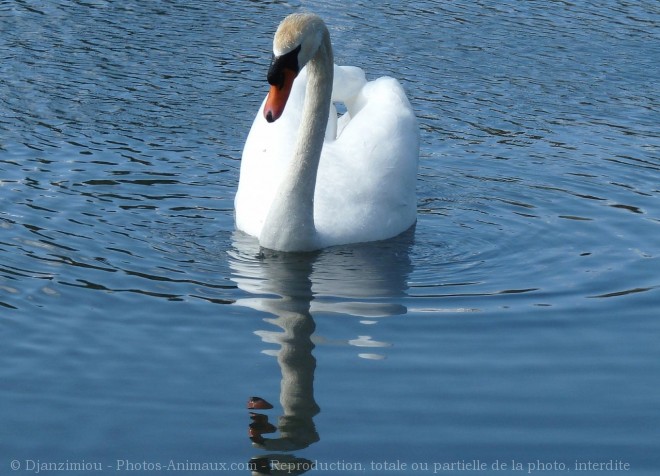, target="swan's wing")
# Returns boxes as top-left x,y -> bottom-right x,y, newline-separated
316,76 -> 419,245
